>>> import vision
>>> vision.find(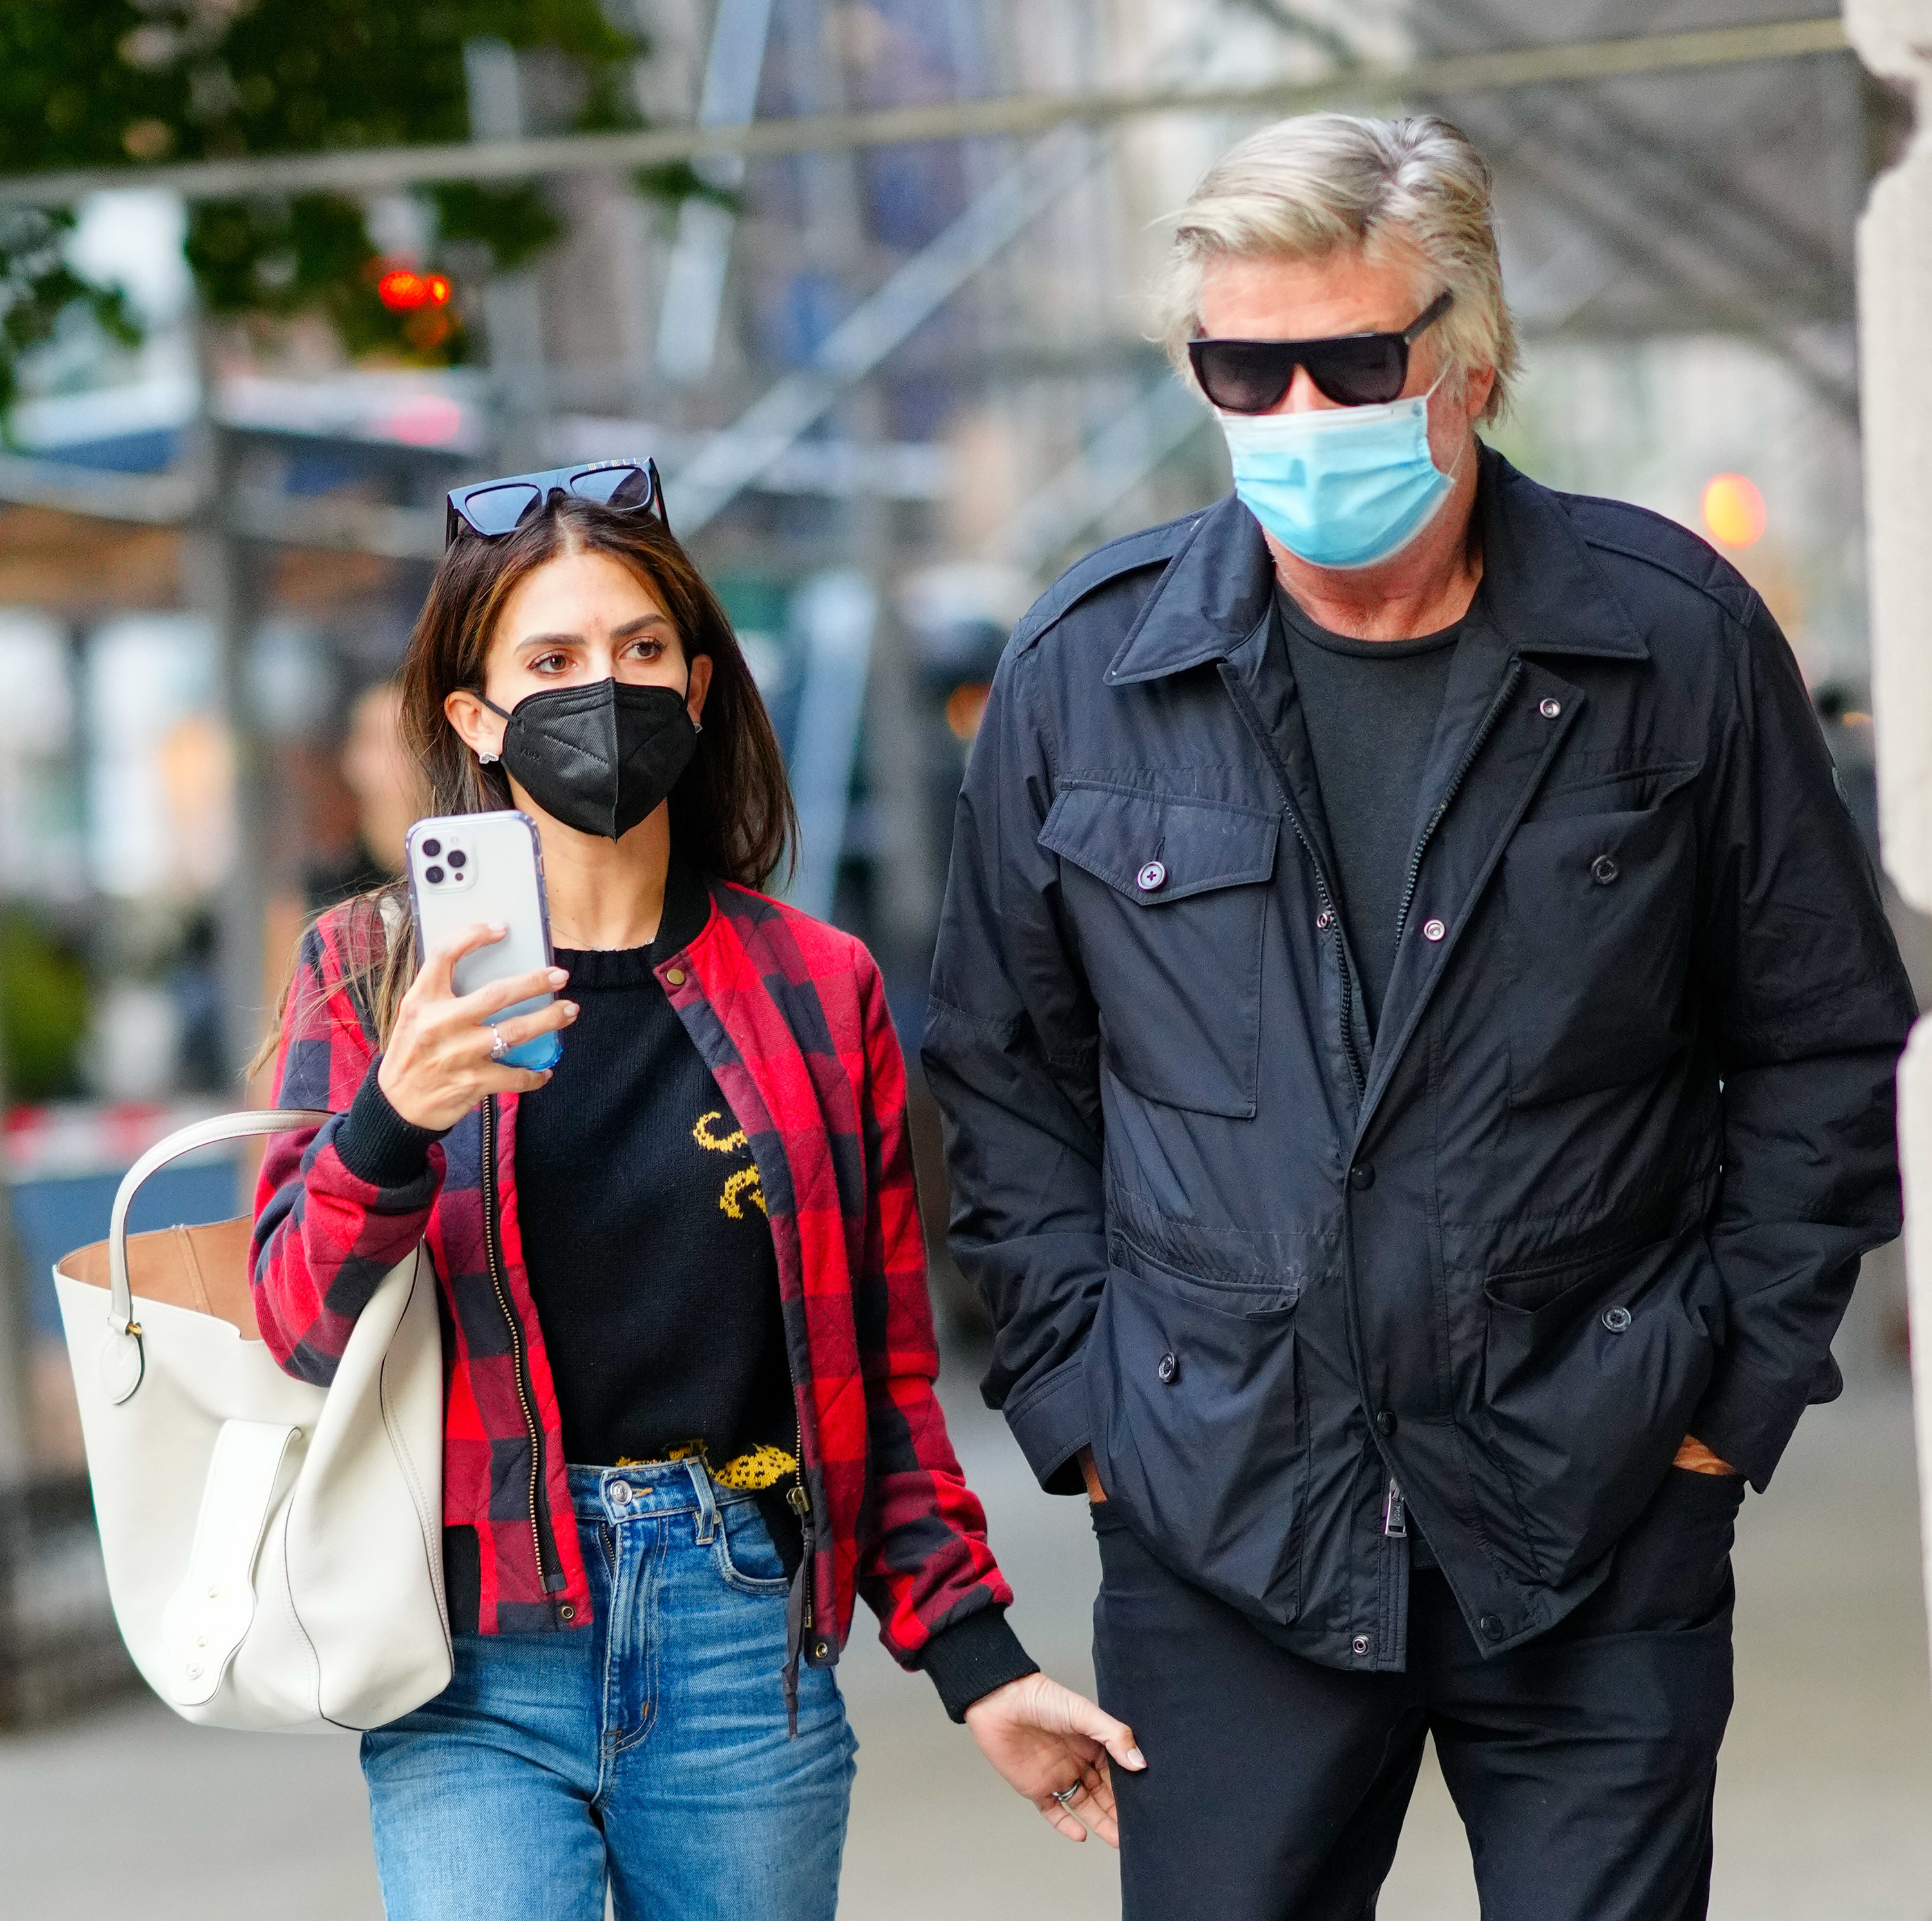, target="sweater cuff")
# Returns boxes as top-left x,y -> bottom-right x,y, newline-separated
916,1606 -> 1040,1723
334,1065 -> 445,1188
